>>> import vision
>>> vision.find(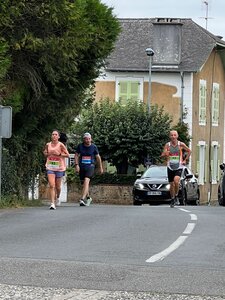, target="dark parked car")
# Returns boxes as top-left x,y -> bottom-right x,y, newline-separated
133,165 -> 200,206
218,163 -> 225,206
